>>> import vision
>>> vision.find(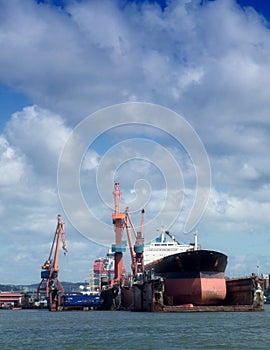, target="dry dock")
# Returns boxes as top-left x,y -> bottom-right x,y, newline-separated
120,274 -> 265,312
158,304 -> 264,312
